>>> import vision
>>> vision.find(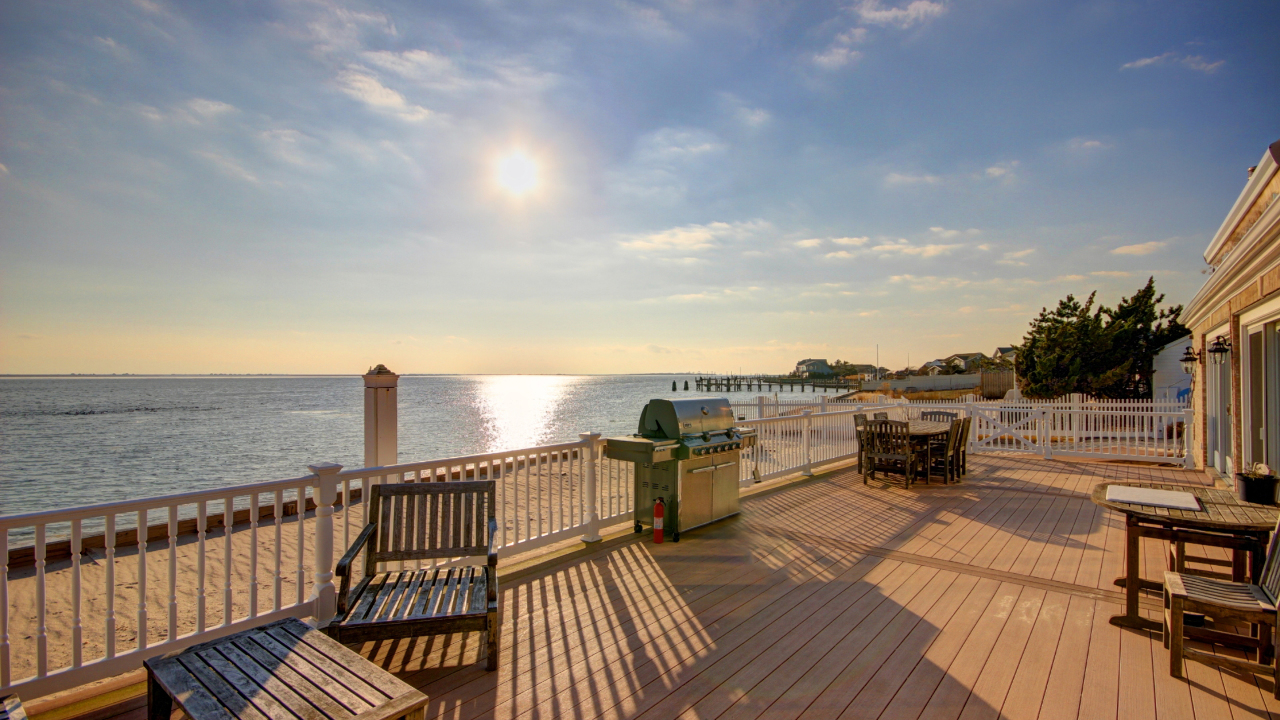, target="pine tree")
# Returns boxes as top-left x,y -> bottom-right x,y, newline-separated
1014,277 -> 1187,399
